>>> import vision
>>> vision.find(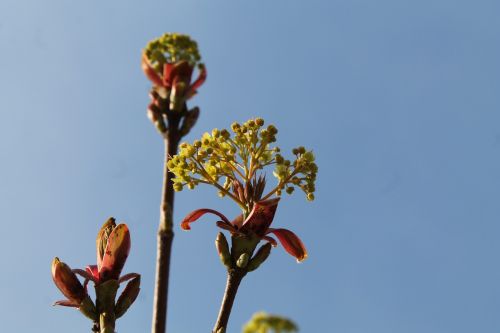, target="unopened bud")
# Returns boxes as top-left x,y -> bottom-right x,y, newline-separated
236,253 -> 250,268
215,232 -> 232,268
147,106 -> 167,133
180,107 -> 200,136
99,224 -> 131,282
97,218 -> 116,269
115,275 -> 141,319
51,257 -> 87,305
170,82 -> 187,112
247,243 -> 272,272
